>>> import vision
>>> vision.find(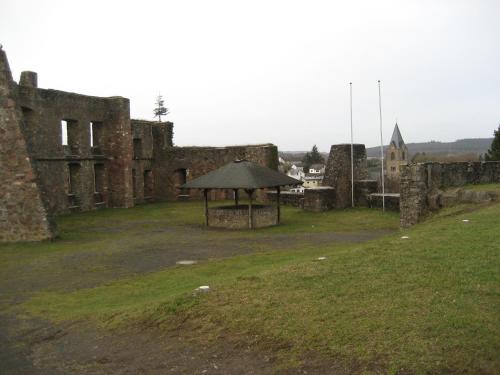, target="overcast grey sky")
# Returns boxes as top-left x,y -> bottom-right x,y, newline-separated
1,0 -> 499,151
